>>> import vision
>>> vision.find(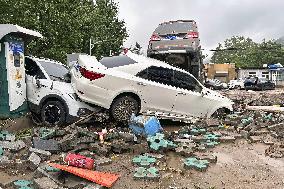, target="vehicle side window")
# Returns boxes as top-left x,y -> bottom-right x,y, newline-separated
147,66 -> 173,86
25,58 -> 46,79
136,68 -> 148,79
173,70 -> 202,93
